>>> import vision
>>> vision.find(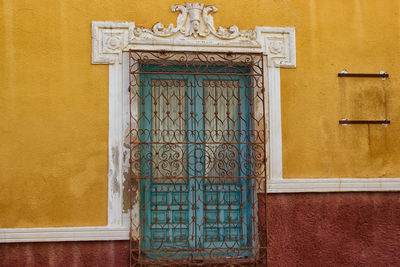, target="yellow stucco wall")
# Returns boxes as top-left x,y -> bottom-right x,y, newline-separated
1,0 -> 399,227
